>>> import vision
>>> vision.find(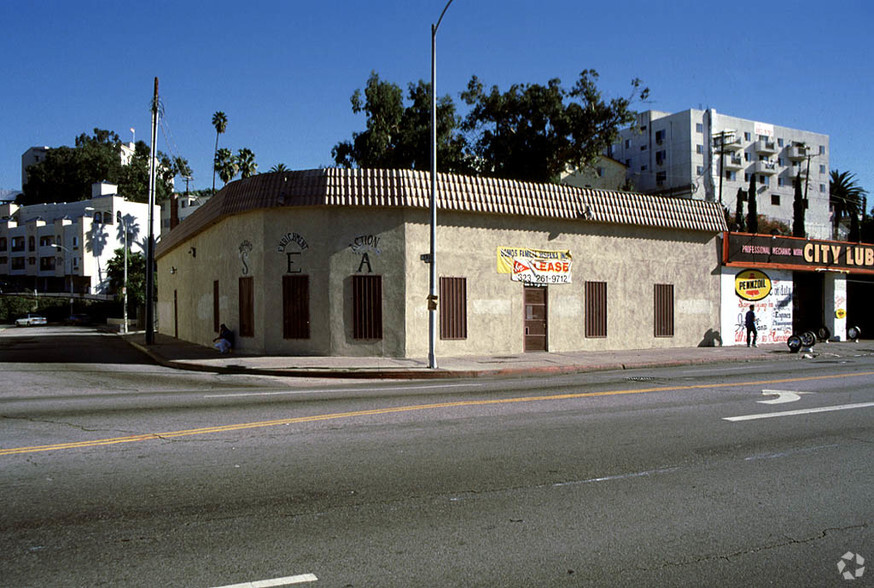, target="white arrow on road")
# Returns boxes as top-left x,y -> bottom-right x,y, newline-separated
758,389 -> 812,404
